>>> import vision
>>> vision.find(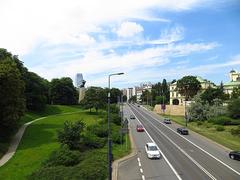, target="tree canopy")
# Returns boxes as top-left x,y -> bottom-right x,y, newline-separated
177,76 -> 201,100
50,77 -> 78,105
0,58 -> 25,137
